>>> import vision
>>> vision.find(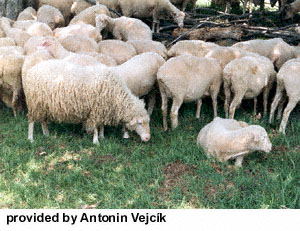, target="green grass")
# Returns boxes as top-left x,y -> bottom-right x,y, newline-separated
1,97 -> 300,209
